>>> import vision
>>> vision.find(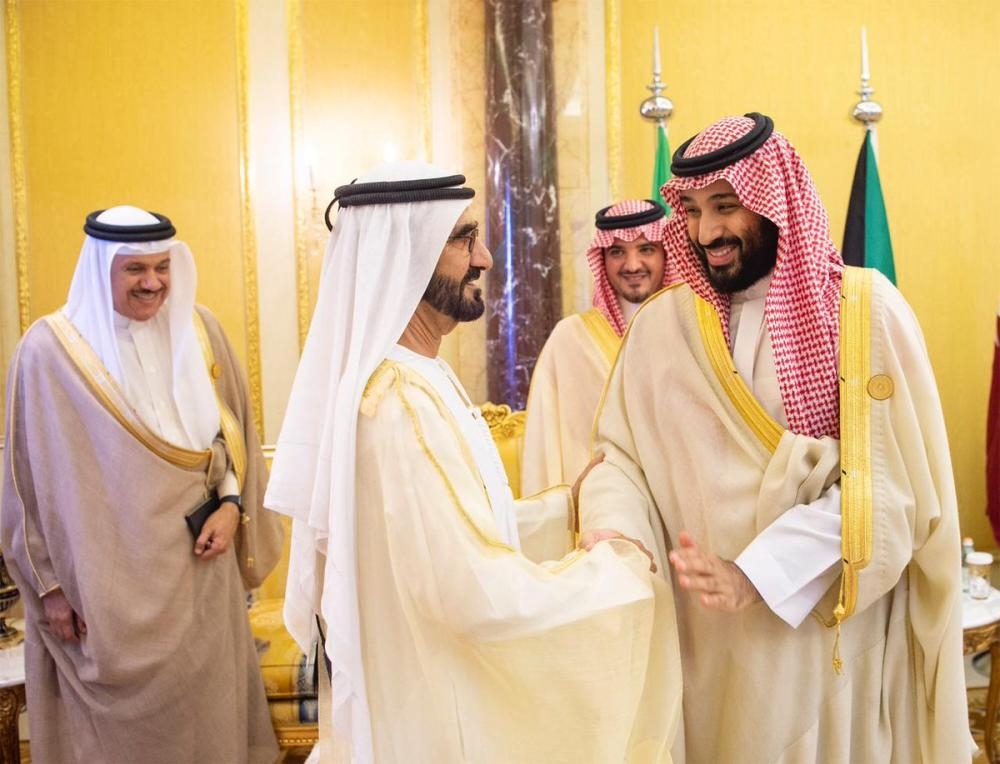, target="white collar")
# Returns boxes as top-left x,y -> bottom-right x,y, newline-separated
731,271 -> 772,304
